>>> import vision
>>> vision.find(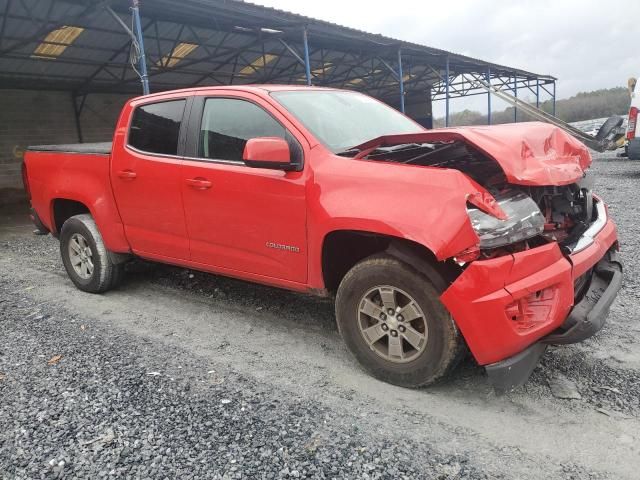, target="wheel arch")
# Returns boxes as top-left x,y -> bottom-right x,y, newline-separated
47,196 -> 130,253
58,212 -> 125,293
321,230 -> 461,294
51,198 -> 91,236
